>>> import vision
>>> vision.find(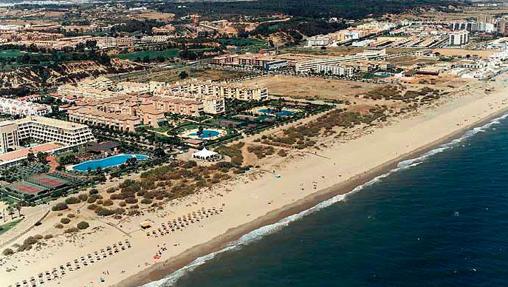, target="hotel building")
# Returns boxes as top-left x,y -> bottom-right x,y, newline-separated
16,116 -> 95,146
0,116 -> 95,153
